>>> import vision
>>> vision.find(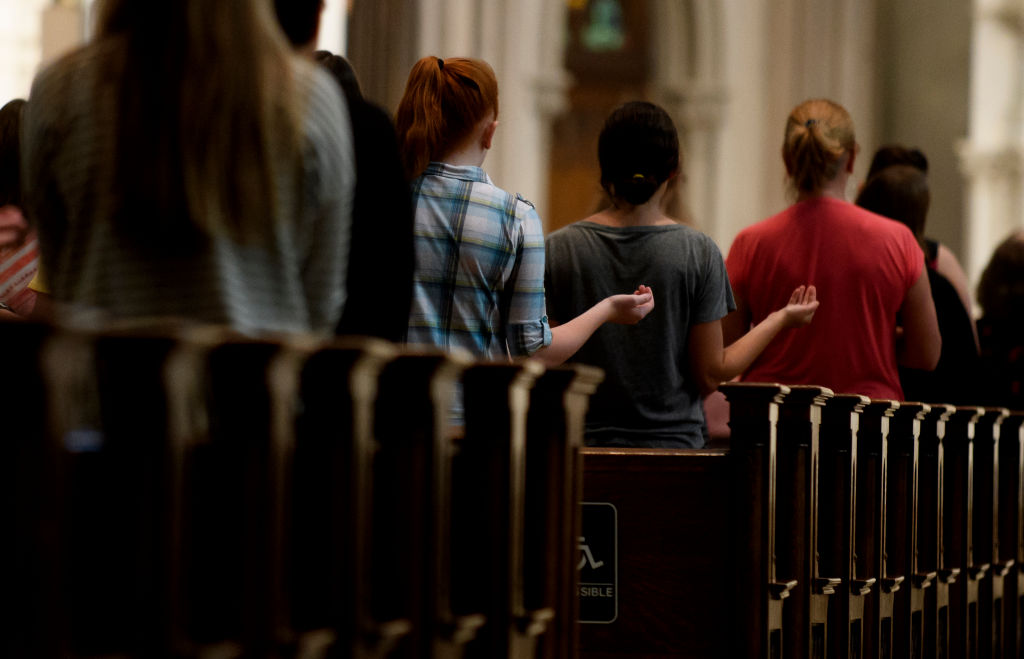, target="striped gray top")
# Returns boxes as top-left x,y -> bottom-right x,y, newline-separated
22,47 -> 354,336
